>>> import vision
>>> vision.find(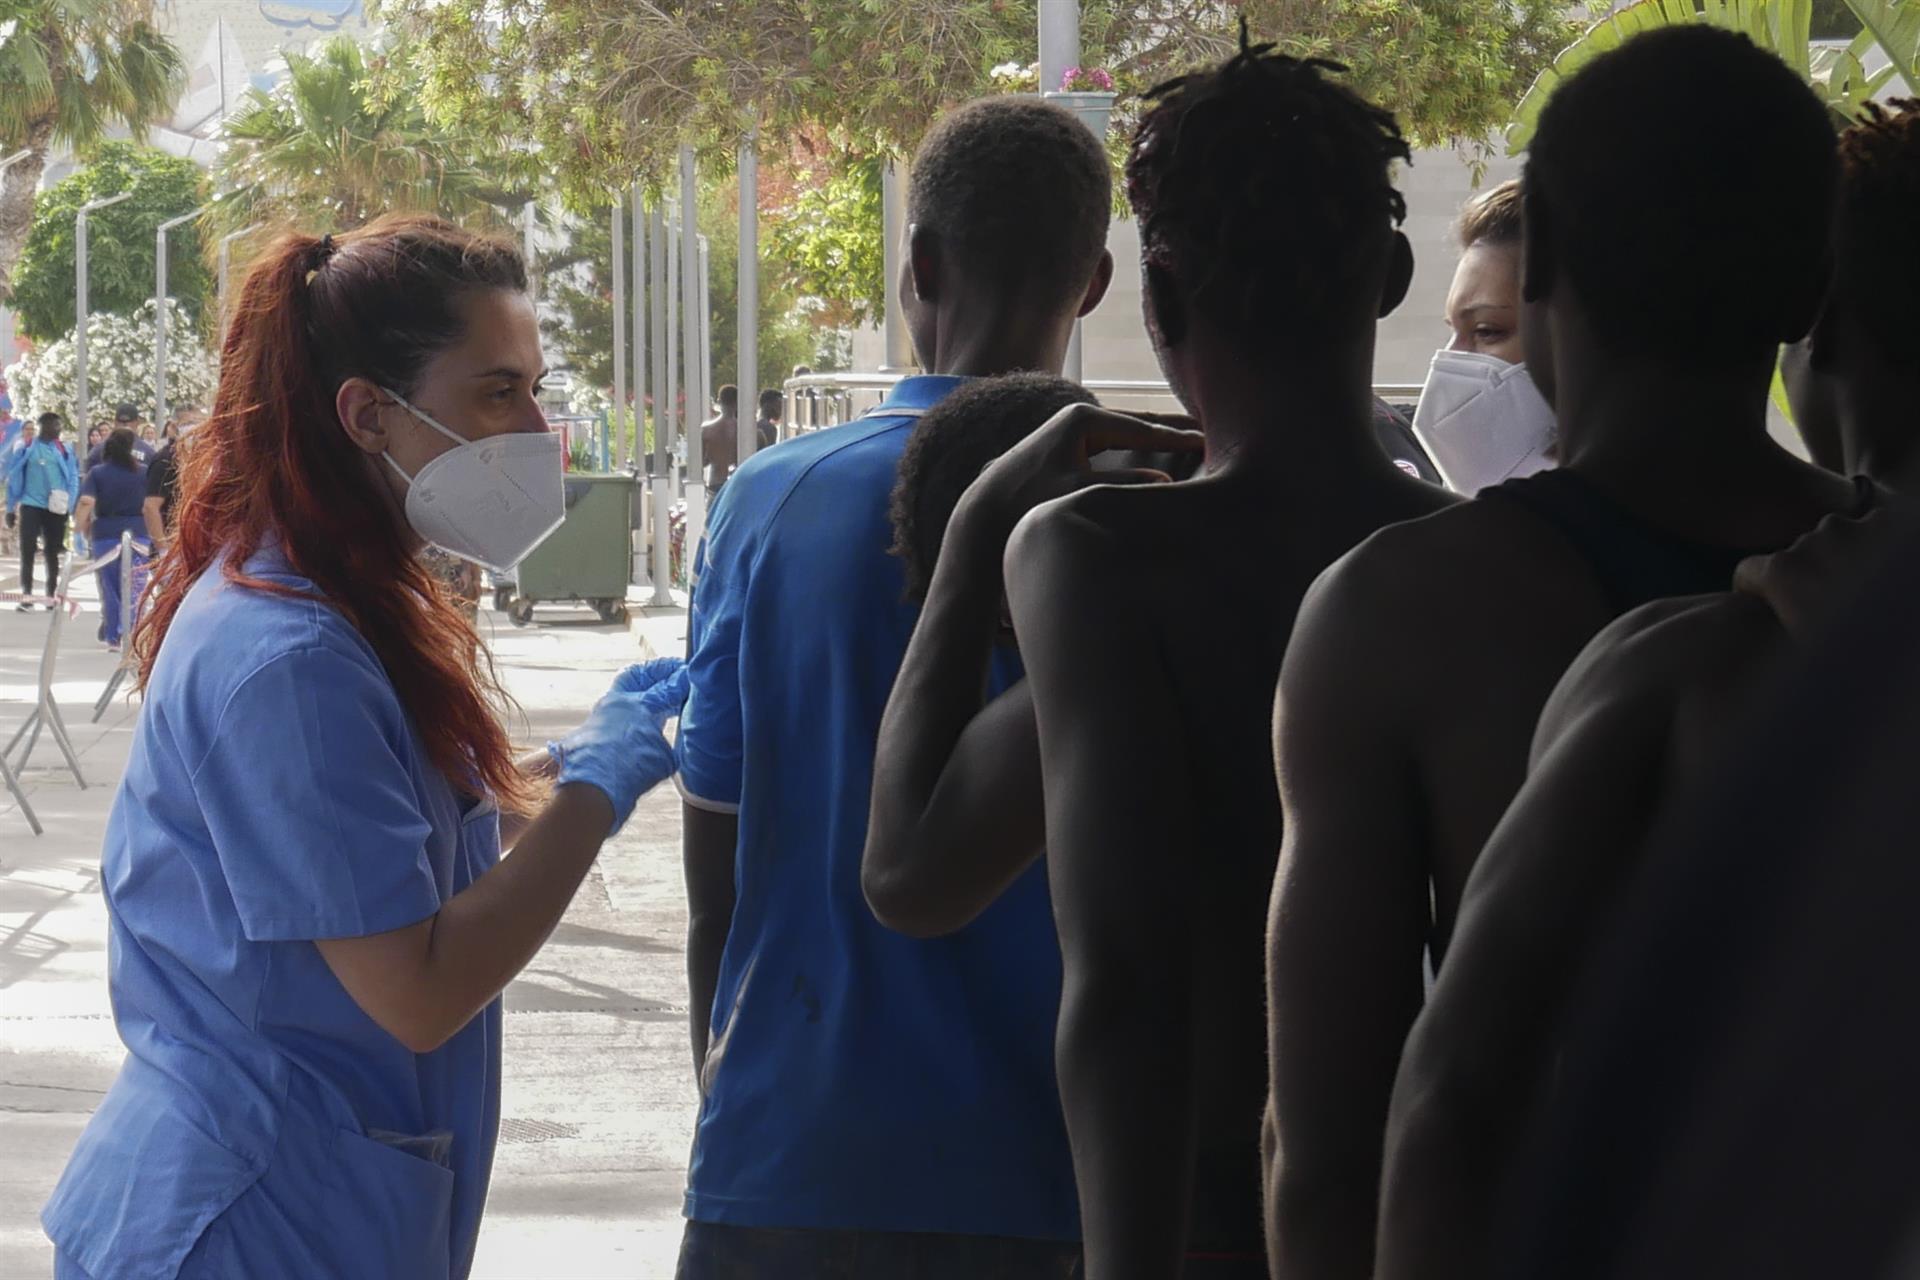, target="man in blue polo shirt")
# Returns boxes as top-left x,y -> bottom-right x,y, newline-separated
674,97 -> 1115,1277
